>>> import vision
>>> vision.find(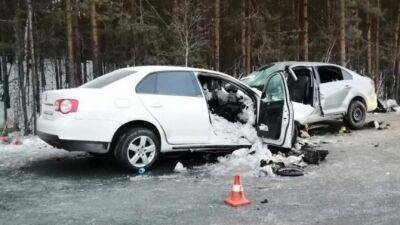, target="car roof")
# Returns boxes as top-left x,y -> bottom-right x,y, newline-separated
121,65 -> 228,76
260,61 -> 345,70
